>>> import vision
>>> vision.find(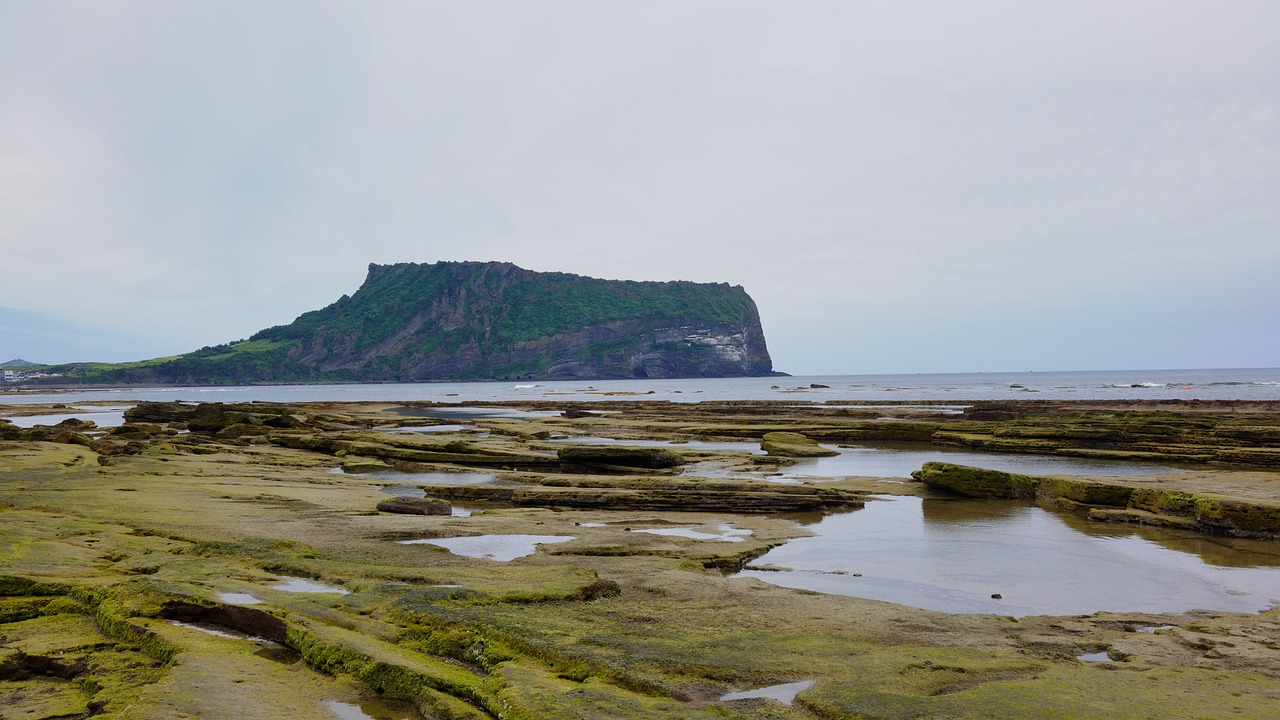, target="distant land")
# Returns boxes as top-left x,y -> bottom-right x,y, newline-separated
1,359 -> 39,367
23,261 -> 777,386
